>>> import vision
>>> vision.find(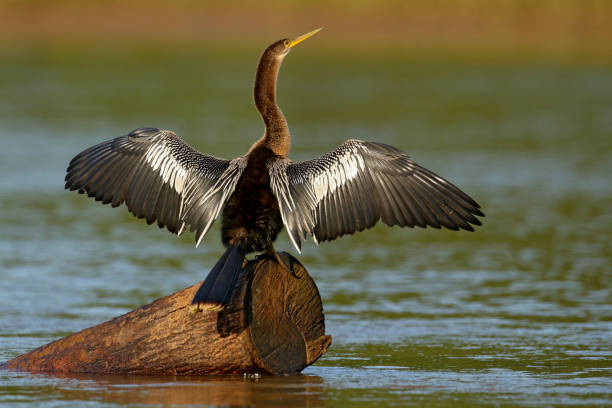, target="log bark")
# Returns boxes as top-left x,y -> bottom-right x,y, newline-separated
1,252 -> 331,375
